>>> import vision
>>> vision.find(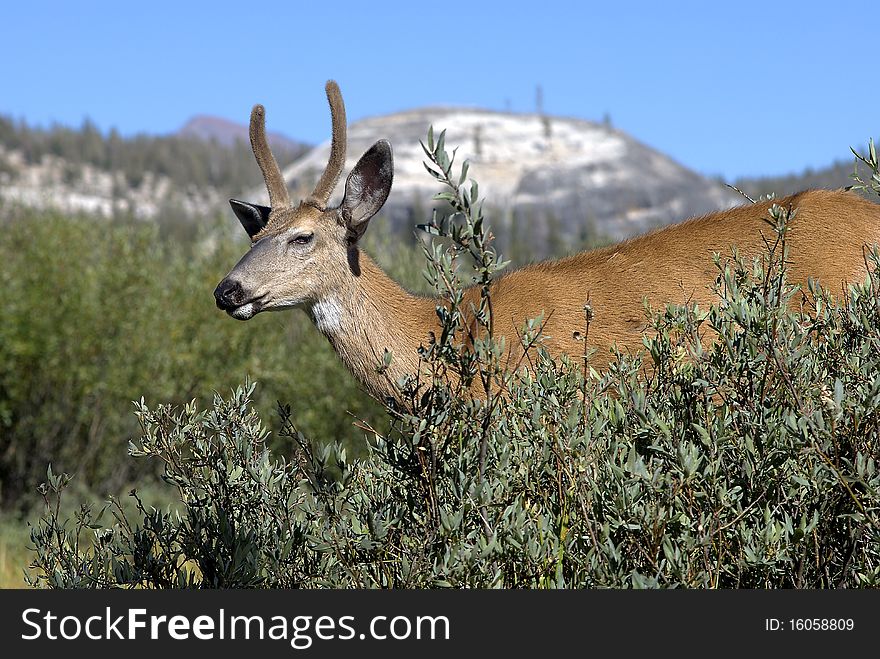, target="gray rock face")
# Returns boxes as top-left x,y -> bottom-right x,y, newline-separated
278,108 -> 743,253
